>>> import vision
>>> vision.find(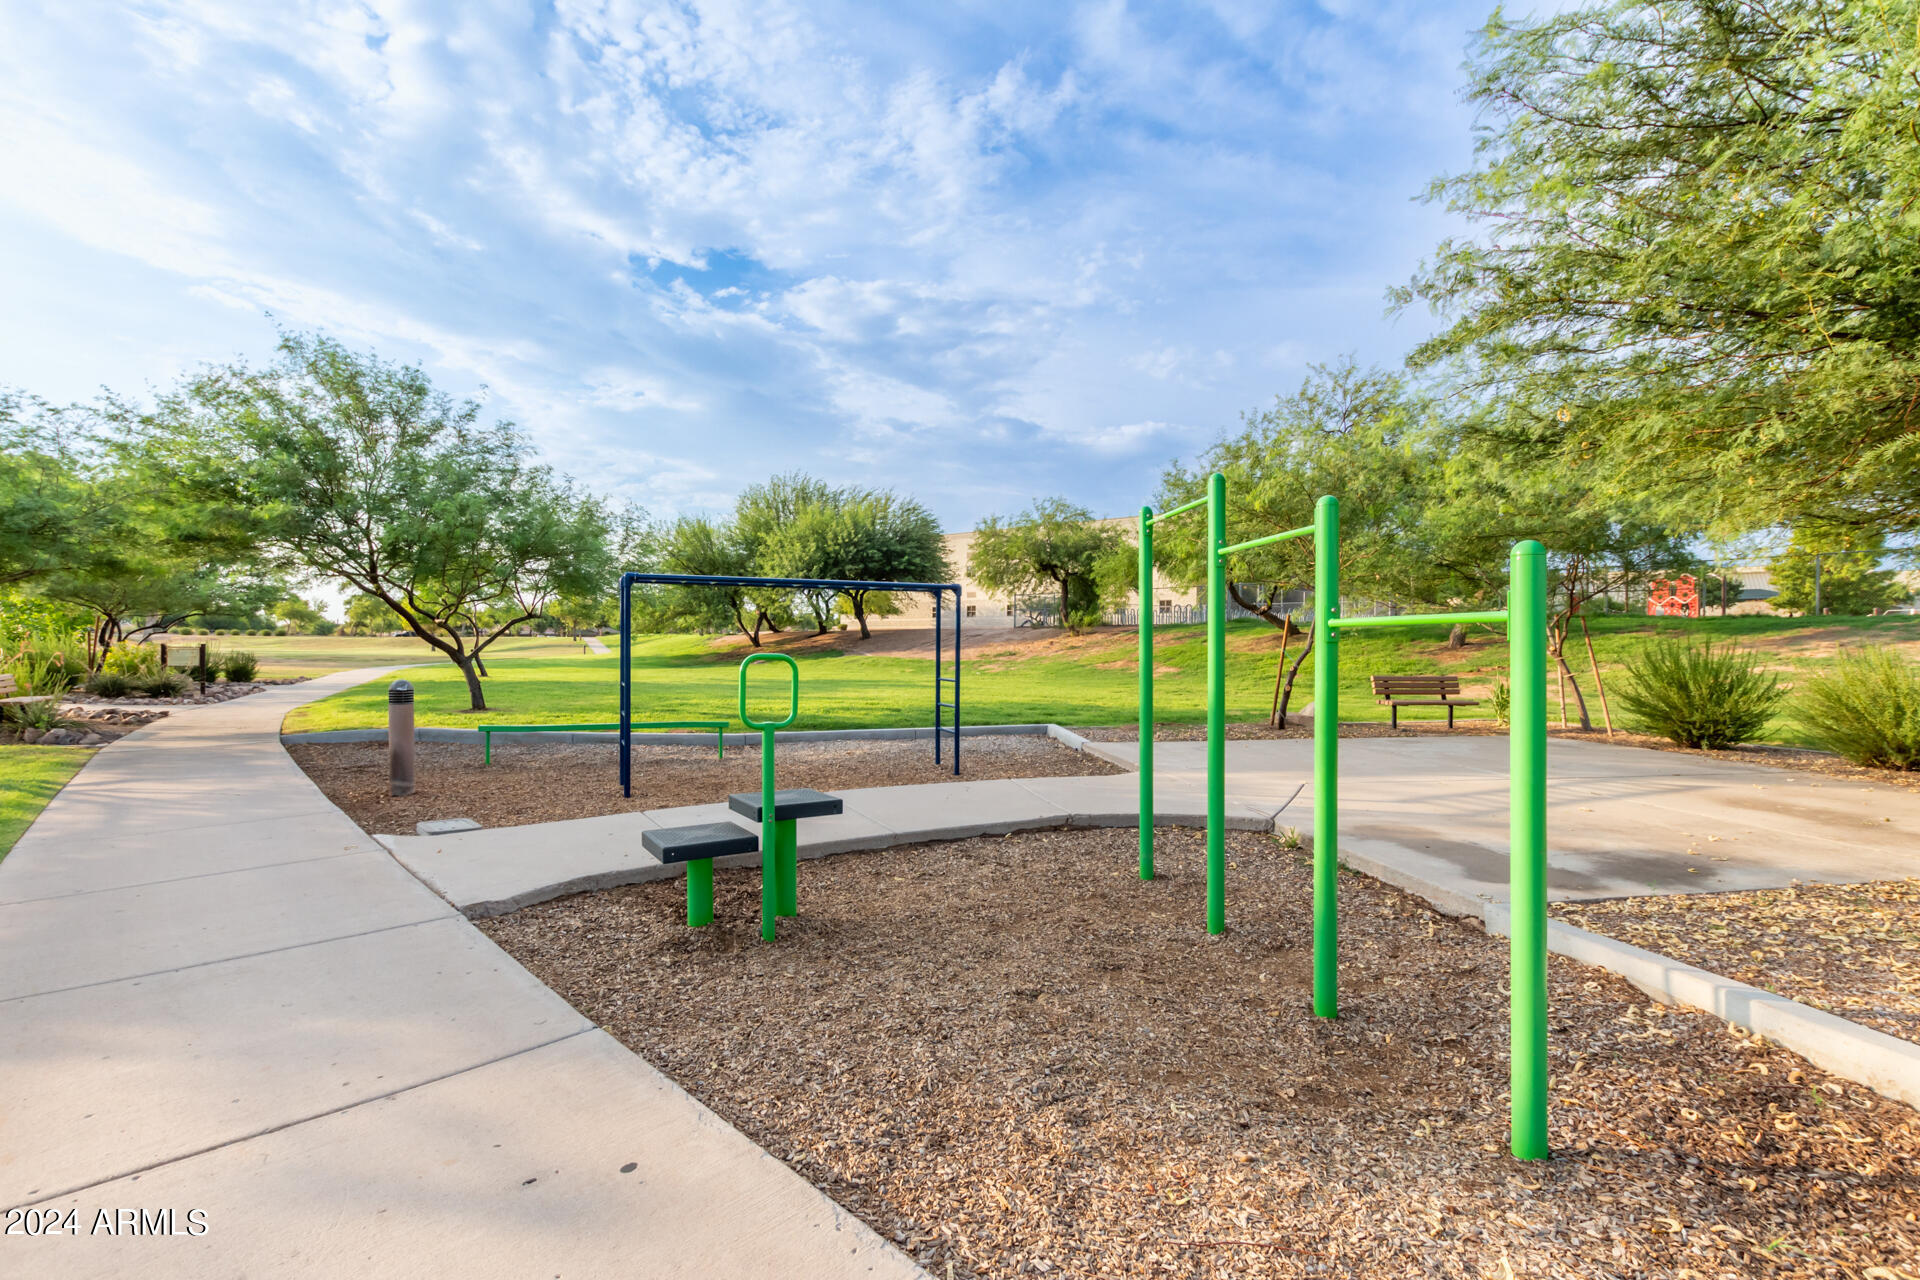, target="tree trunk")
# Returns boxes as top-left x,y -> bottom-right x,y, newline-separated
1447,623 -> 1467,649
457,655 -> 488,711
1579,613 -> 1613,737
1269,618 -> 1292,727
1554,654 -> 1592,730
1274,625 -> 1316,727
851,592 -> 872,640
1058,577 -> 1071,630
